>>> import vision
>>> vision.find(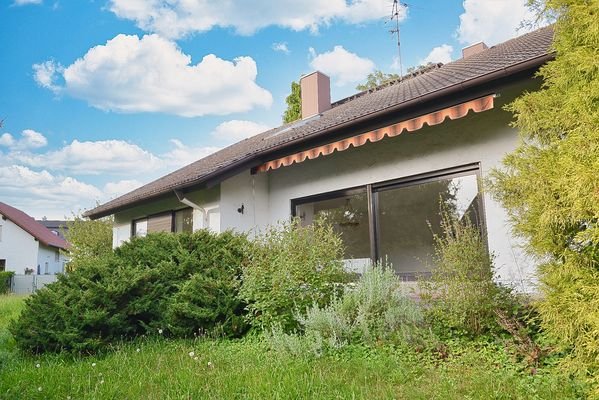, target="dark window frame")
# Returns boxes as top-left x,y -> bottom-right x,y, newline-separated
291,163 -> 487,276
